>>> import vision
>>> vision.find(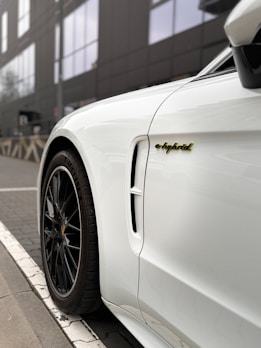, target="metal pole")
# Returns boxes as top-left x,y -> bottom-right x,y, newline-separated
57,0 -> 64,120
